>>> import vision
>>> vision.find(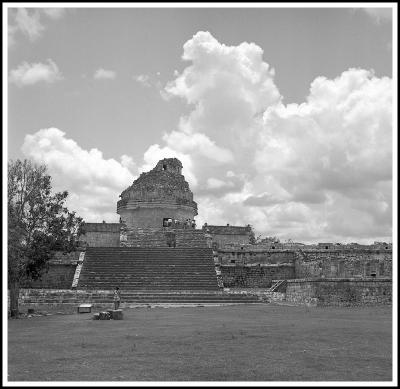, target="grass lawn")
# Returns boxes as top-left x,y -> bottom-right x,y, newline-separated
7,304 -> 392,382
